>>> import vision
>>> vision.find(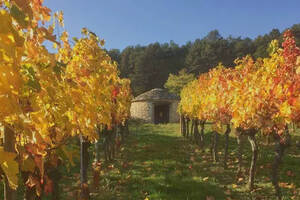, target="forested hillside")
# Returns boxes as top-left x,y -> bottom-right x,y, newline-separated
108,24 -> 300,96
